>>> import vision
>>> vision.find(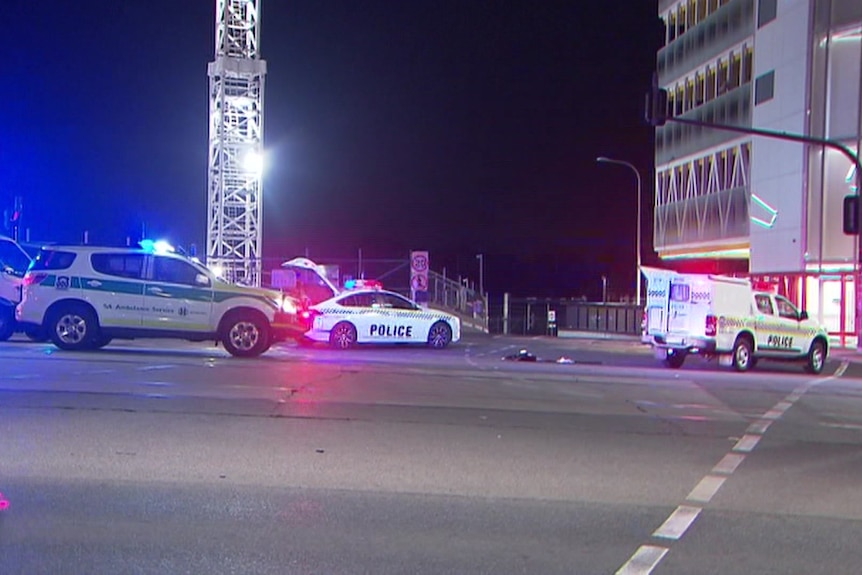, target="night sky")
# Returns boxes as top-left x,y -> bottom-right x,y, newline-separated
2,1 -> 663,299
